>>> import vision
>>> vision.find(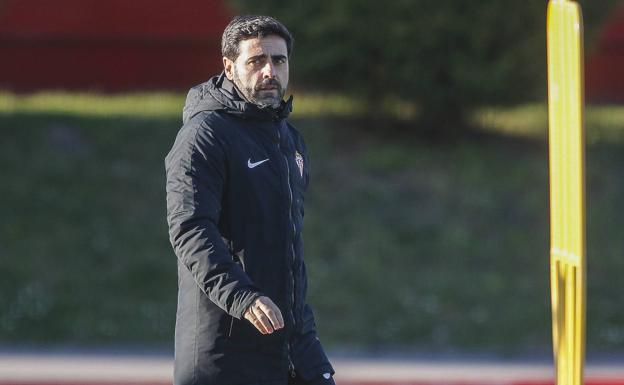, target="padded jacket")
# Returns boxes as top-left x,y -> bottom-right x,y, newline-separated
165,73 -> 334,385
